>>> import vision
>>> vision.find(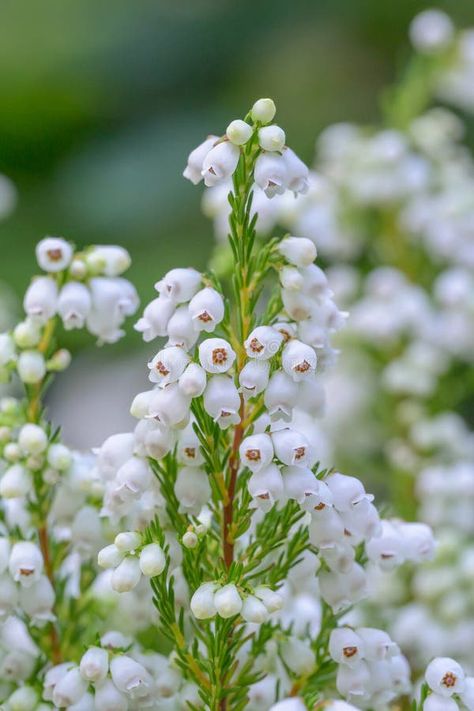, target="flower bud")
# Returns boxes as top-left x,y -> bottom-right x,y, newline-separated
336,661 -> 370,701
135,296 -> 175,341
203,375 -> 241,429
409,10 -> 454,53
278,237 -> 316,267
6,686 -> 38,711
425,657 -> 465,698
179,363 -> 207,397
248,463 -> 284,512
356,627 -> 398,661
0,574 -> 18,617
3,442 -> 20,462
175,466 -> 211,516
18,423 -> 48,454
139,543 -> 166,577
143,423 -> 175,460
254,152 -> 288,198
241,594 -> 269,623
155,267 -> 202,303
244,326 -> 283,360
191,582 -> 218,619
309,507 -> 345,549
258,125 -> 285,152
326,472 -> 373,511
13,320 -> 41,348
47,443 -> 72,471
87,245 -> 131,276
79,646 -> 109,682
281,637 -> 315,675
239,433 -> 274,472
9,541 -> 43,587
239,359 -> 270,399
272,428 -> 311,466
36,236 -> 73,273
183,531 -> 198,548
227,119 -> 253,146
46,348 -> 72,371
177,425 -> 204,466
23,276 -> 58,323
214,583 -> 242,618
254,585 -> 283,613
188,287 -> 224,332
0,463 -> 30,498
199,337 -> 236,374
19,575 -> 55,623
58,282 -> 92,330
111,556 -> 142,593
115,531 -> 142,553
282,465 -> 326,508
201,141 -> 240,187
183,136 -> 218,185
17,350 -> 46,384
0,333 -> 15,366
110,655 -> 153,697
282,340 -> 317,381
52,666 -> 88,708
148,346 -> 190,387
329,627 -> 365,667
98,544 -> 125,569
251,98 -> 276,124
94,679 -> 128,711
